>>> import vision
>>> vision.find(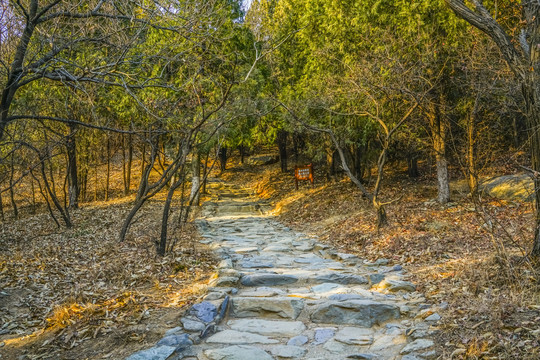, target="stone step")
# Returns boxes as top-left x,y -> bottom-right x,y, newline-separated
231,297 -> 304,320
311,300 -> 400,327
